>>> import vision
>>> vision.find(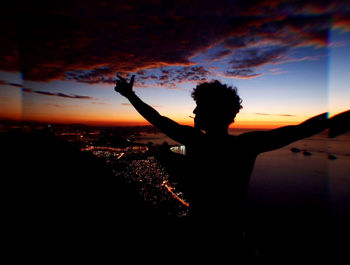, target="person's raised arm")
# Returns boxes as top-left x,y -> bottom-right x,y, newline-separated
114,74 -> 200,145
328,109 -> 350,138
